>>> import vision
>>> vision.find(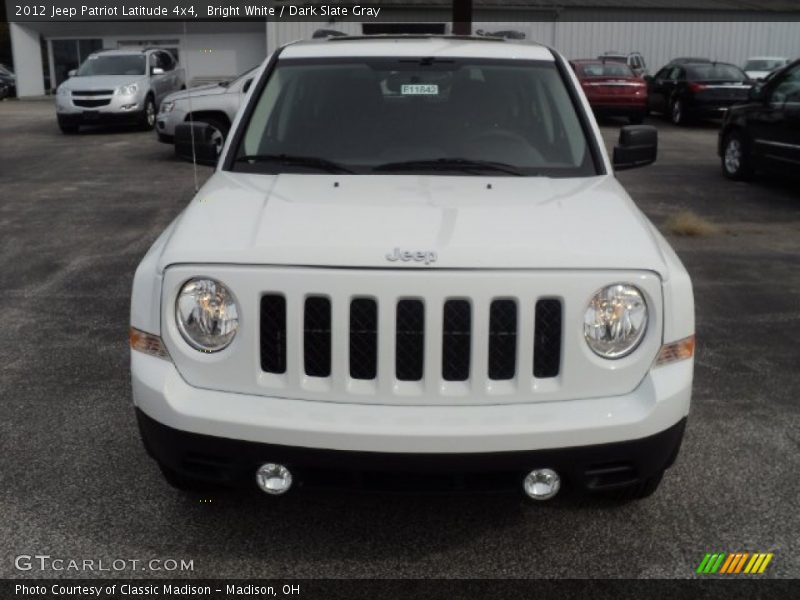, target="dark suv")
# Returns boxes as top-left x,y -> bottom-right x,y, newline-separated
719,59 -> 800,180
